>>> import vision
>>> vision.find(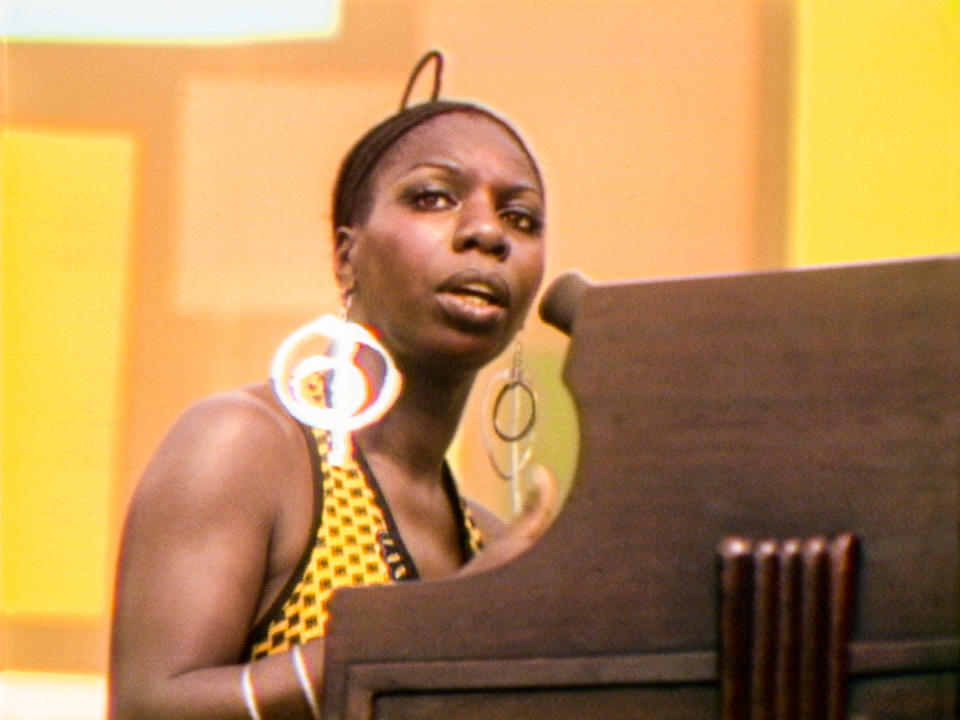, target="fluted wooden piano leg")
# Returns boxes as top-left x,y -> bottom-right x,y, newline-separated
799,537 -> 828,720
826,534 -> 858,720
774,539 -> 802,720
720,537 -> 754,720
751,539 -> 779,720
719,534 -> 859,720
